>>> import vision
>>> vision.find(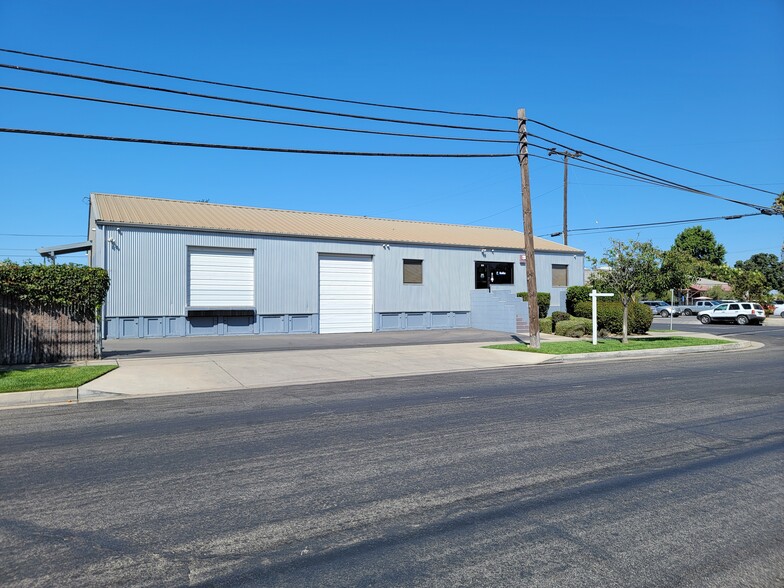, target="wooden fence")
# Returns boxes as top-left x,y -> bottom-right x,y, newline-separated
0,297 -> 99,365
